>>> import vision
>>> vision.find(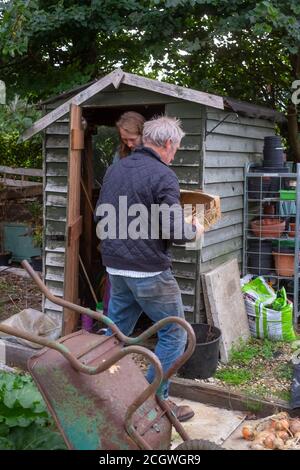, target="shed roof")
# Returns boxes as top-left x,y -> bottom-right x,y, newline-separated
21,68 -> 283,142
